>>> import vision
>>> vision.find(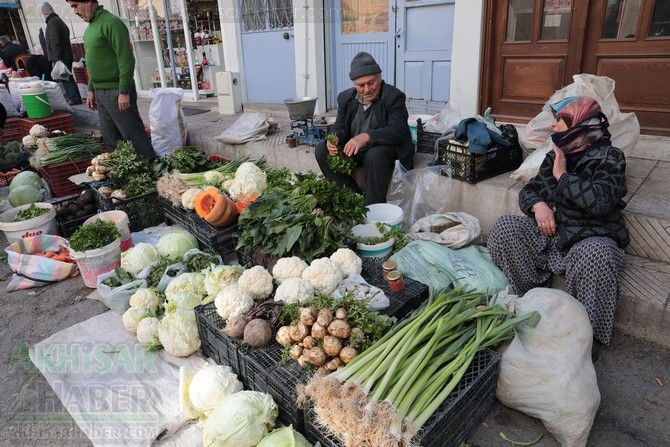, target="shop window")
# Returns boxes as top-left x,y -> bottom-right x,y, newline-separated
602,0 -> 641,39
241,0 -> 293,33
